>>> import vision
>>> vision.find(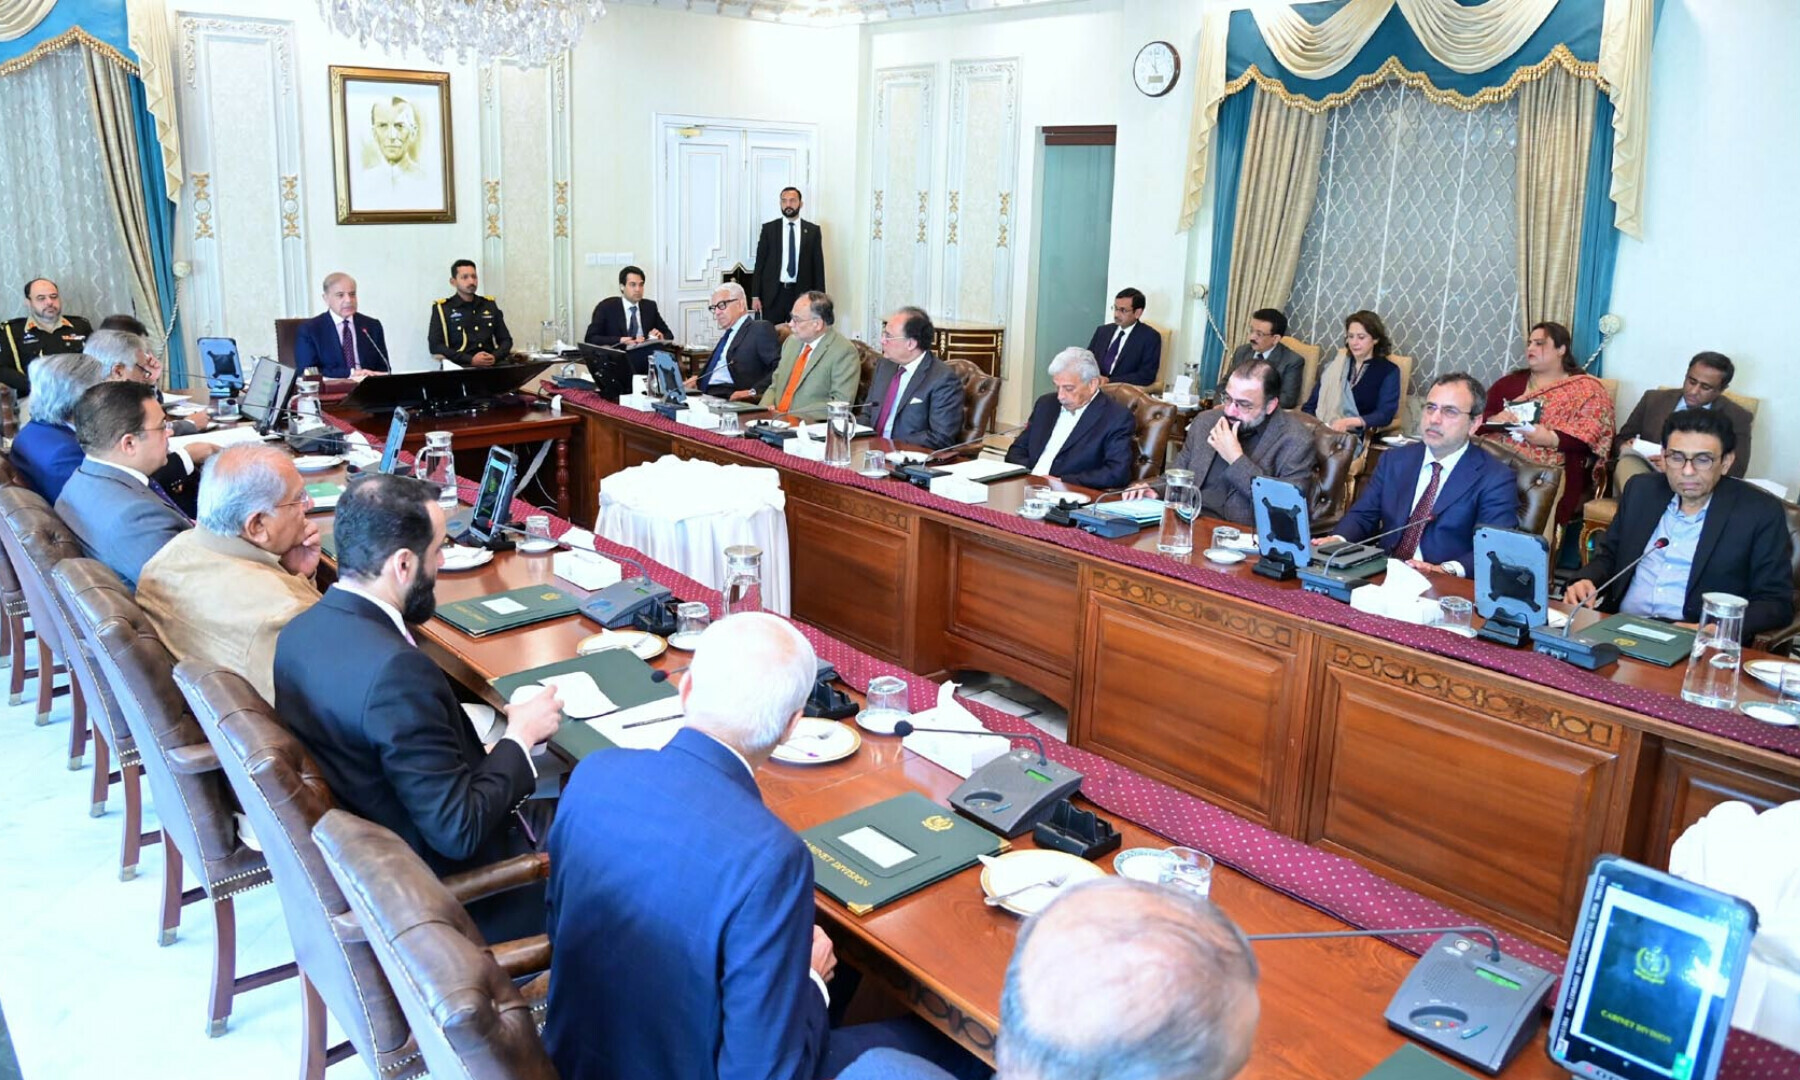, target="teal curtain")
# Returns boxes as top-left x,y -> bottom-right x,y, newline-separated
1571,92 -> 1619,372
1200,90 -> 1254,390
130,75 -> 185,387
0,1 -> 128,64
